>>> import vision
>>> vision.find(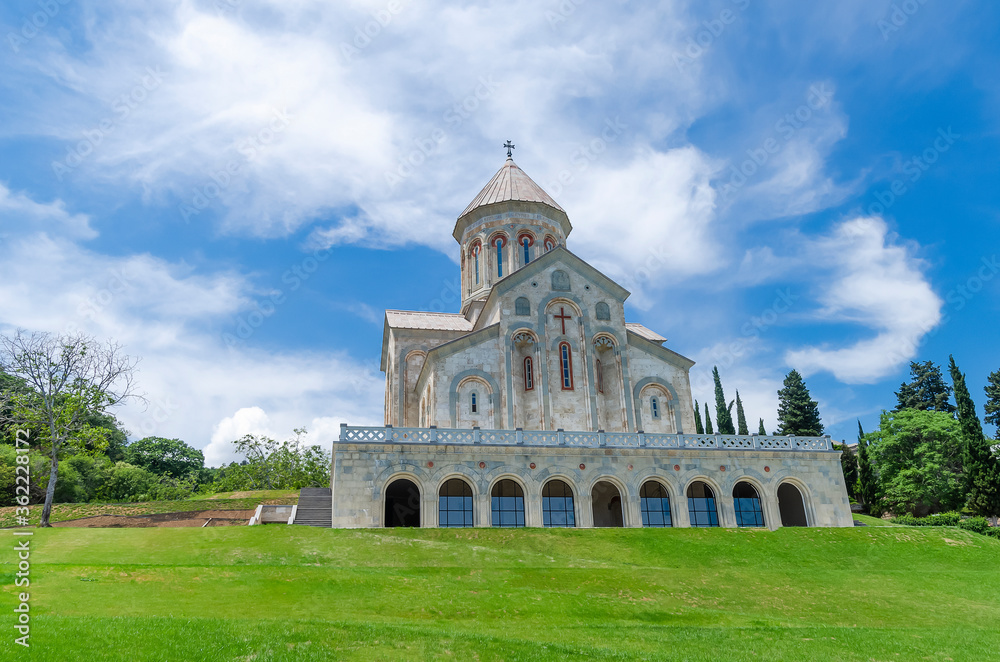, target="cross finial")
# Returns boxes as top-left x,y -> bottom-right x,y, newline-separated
503,140 -> 515,158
